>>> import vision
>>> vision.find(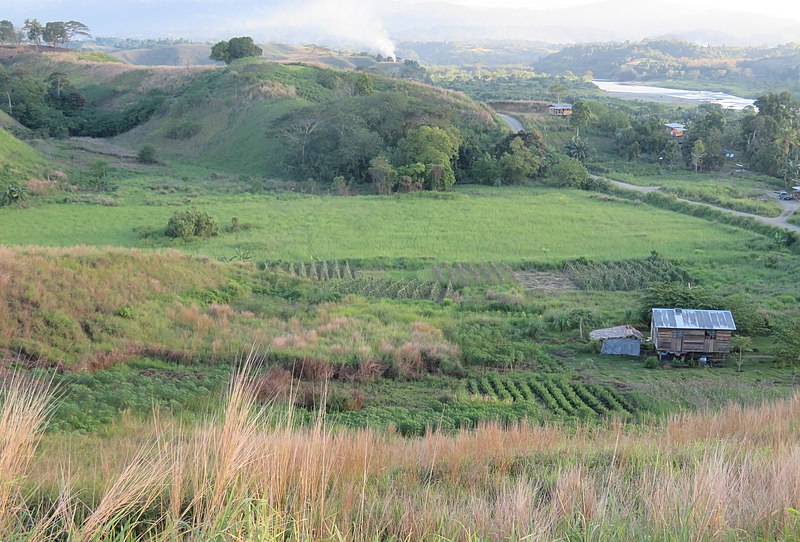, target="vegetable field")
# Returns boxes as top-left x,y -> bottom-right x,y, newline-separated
467,374 -> 636,417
